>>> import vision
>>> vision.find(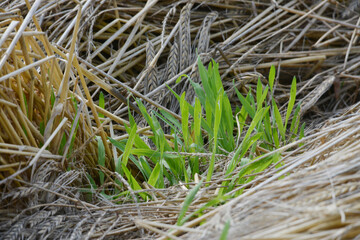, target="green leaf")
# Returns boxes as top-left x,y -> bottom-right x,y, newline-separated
299,123 -> 305,146
176,75 -> 182,84
221,93 -> 234,150
153,111 -> 177,132
220,220 -> 231,240
67,119 -> 79,158
148,163 -> 161,187
130,148 -> 158,157
139,156 -> 152,179
256,78 -> 263,111
290,103 -> 301,135
151,114 -> 168,153
213,61 -> 224,93
136,100 -> 154,130
189,78 -> 206,107
39,121 -> 45,135
50,87 -> 55,108
122,163 -> 147,200
243,107 -> 268,144
134,134 -> 151,150
205,98 -> 213,130
180,92 -> 190,149
160,109 -> 182,130
273,127 -> 280,148
158,159 -> 166,188
128,100 -> 136,127
236,100 -> 249,144
86,173 -> 97,190
224,132 -> 262,180
181,195 -> 230,224
236,89 -> 255,119
273,100 -> 285,141
263,110 -> 272,143
98,91 -> 105,119
213,95 -> 223,141
272,152 -> 282,168
206,94 -> 222,183
96,136 -> 105,185
198,58 -> 215,107
269,65 -> 276,92
59,133 -> 67,155
236,155 -> 274,183
285,77 -> 296,129
177,179 -> 203,226
166,84 -> 181,102
194,97 -> 202,147
71,94 -> 78,113
122,124 -> 137,166
110,135 -> 147,179
259,86 -> 269,110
